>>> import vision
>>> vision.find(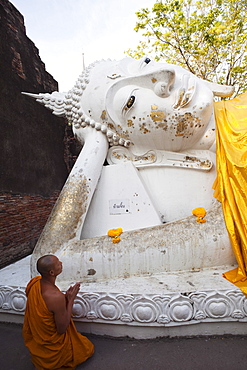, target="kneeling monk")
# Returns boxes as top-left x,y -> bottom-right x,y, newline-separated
23,255 -> 94,370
